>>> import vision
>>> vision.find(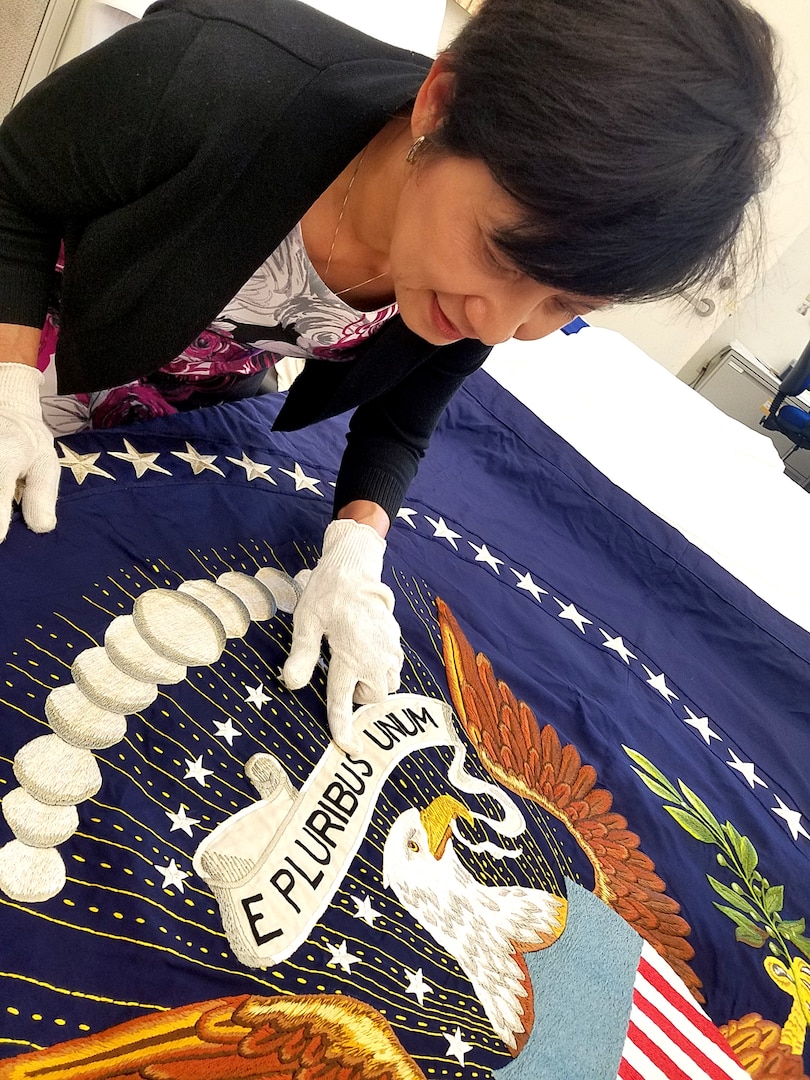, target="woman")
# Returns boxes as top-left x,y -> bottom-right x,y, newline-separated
0,0 -> 779,748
